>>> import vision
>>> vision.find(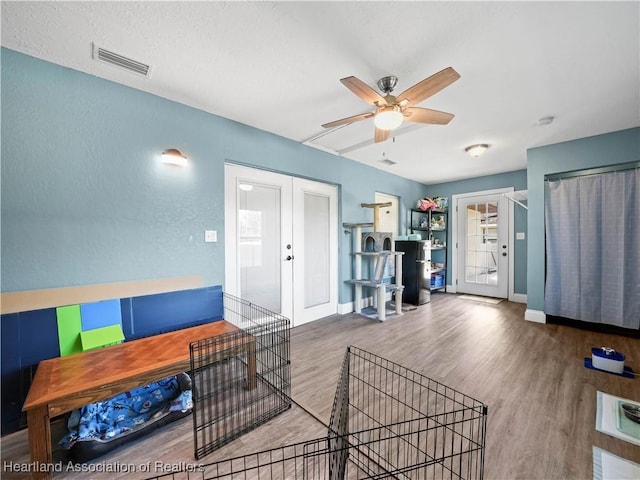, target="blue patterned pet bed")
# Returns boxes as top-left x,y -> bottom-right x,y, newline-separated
60,372 -> 192,462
